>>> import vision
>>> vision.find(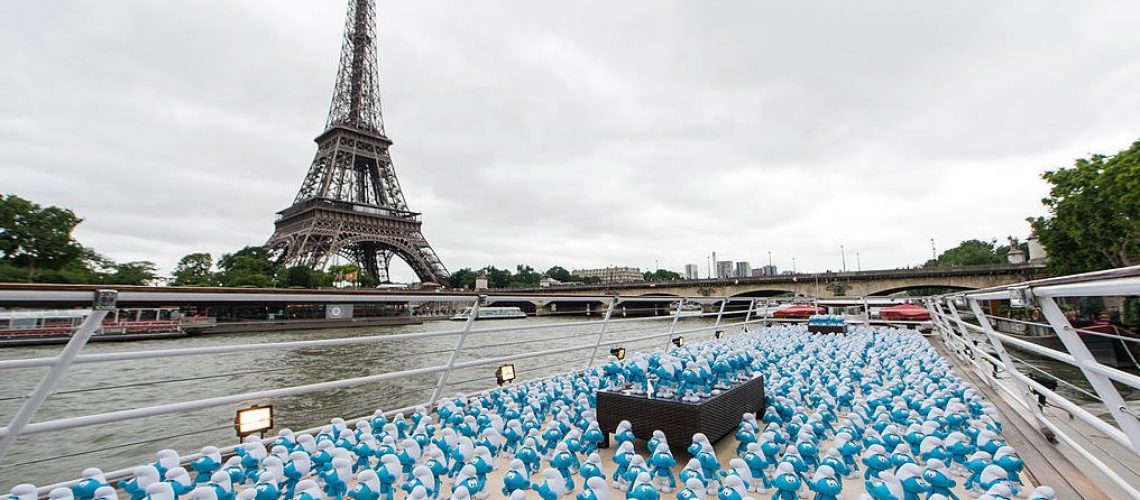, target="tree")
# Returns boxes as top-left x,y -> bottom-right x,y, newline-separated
447,268 -> 478,289
0,194 -> 84,278
172,253 -> 215,286
217,246 -> 277,287
510,265 -> 541,288
544,266 -> 572,282
643,269 -> 682,281
924,239 -> 1008,268
1031,139 -> 1140,274
484,266 -> 512,288
277,265 -> 329,288
108,261 -> 159,285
